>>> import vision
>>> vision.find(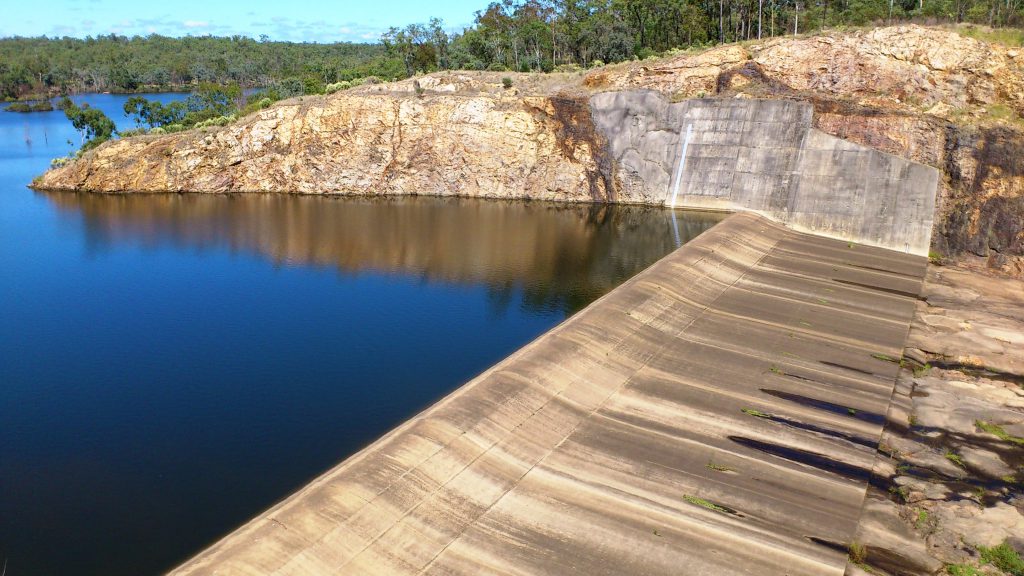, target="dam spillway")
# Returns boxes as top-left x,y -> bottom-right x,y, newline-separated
27,89 -> 942,574
171,212 -> 927,576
